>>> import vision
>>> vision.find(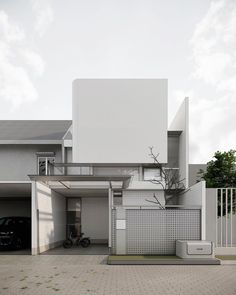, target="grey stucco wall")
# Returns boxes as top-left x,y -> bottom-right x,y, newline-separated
94,166 -> 140,181
0,144 -> 62,181
123,190 -> 165,207
81,197 -> 108,243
